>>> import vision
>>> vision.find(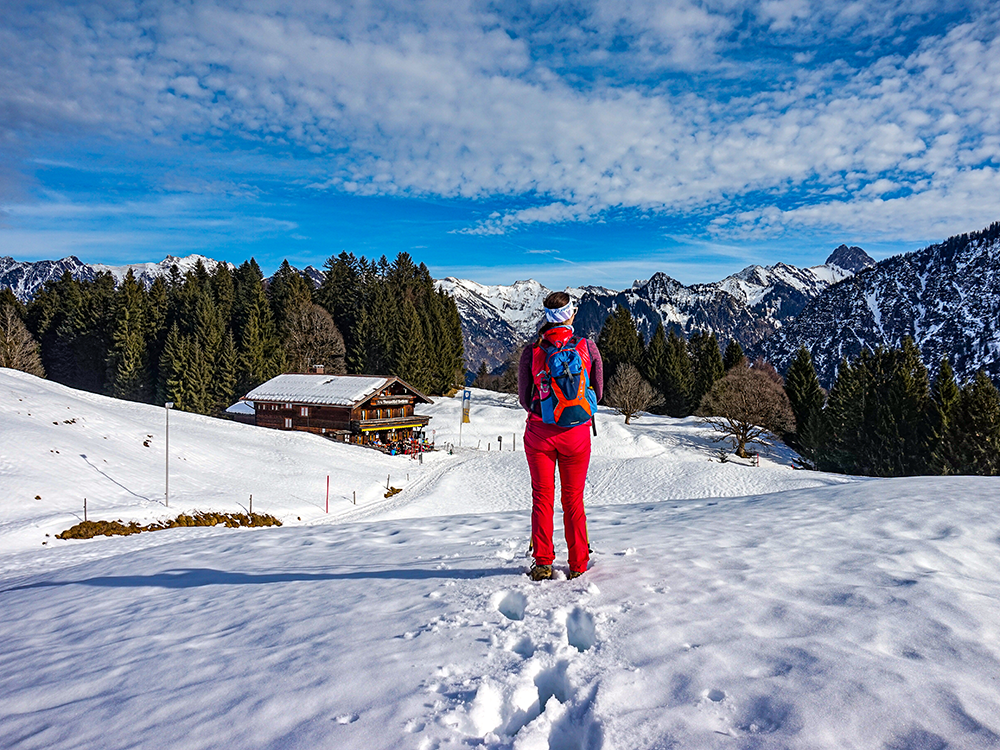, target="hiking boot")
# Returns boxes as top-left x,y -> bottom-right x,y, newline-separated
567,569 -> 585,580
528,564 -> 553,581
